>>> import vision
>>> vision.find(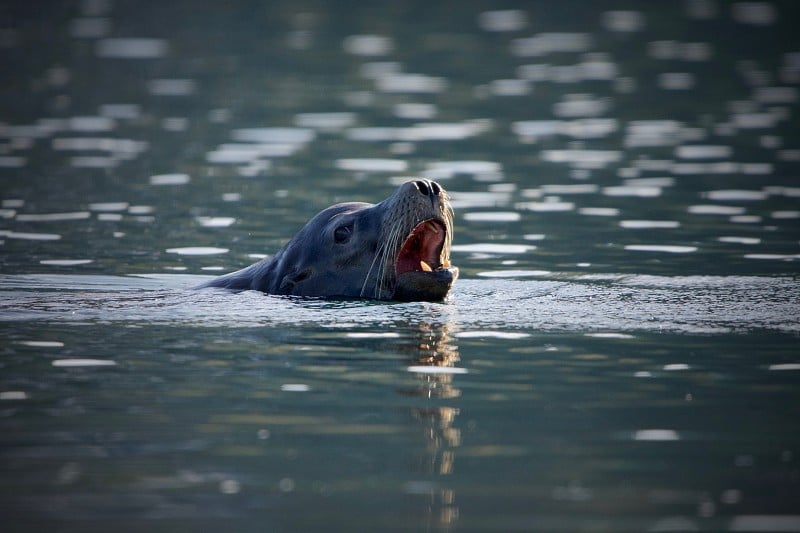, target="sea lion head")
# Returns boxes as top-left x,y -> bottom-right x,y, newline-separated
257,179 -> 458,301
